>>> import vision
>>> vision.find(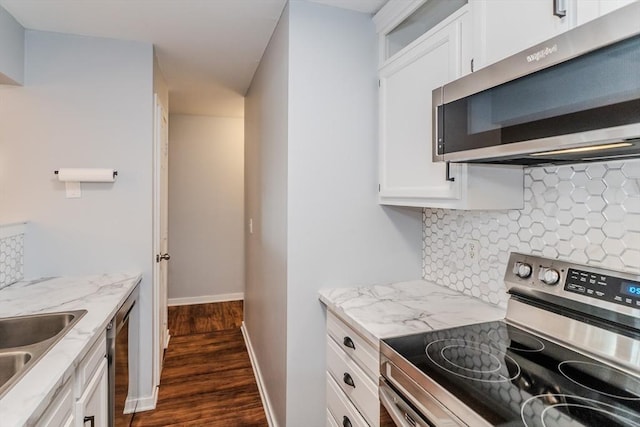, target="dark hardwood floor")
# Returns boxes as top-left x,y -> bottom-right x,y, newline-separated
131,301 -> 268,427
